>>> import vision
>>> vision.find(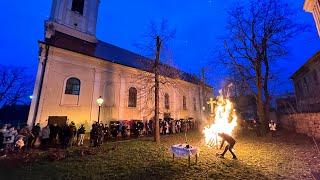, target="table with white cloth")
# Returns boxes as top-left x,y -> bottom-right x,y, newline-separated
171,144 -> 199,166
